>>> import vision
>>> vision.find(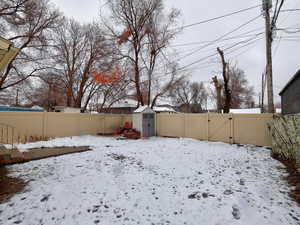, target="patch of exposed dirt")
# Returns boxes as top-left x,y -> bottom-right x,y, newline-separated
0,166 -> 26,204
272,155 -> 300,205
